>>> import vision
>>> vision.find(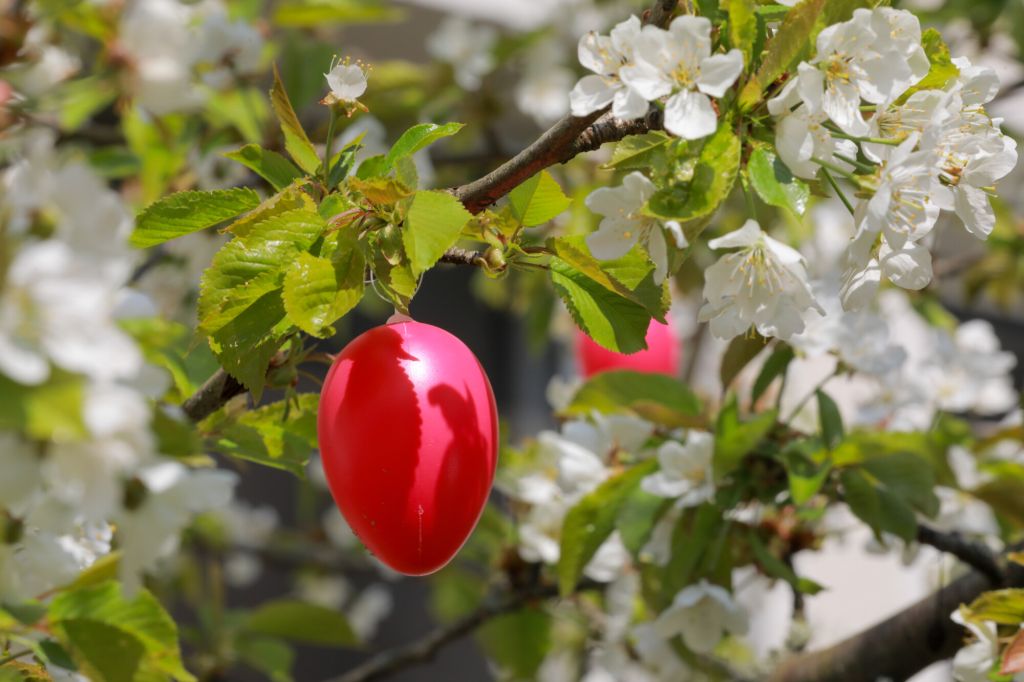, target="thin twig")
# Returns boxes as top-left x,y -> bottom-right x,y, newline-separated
916,522 -> 1004,587
324,581 -> 596,682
